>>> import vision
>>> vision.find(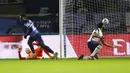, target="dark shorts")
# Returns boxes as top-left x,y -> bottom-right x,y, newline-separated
29,33 -> 44,45
88,41 -> 100,53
